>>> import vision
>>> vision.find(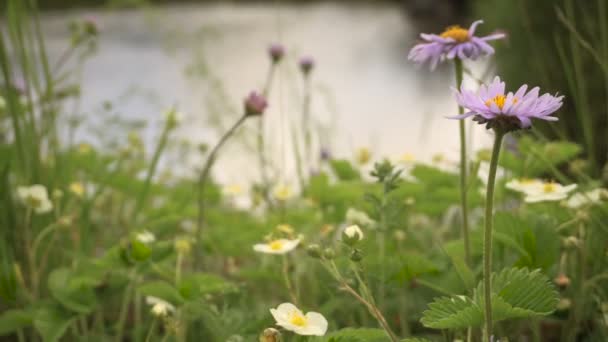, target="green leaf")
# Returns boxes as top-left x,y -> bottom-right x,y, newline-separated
330,159 -> 361,181
395,253 -> 439,282
178,273 -> 237,300
401,339 -> 433,342
34,304 -> 76,342
421,295 -> 483,329
0,309 -> 33,336
137,280 -> 184,305
48,268 -> 98,314
474,267 -> 558,321
322,328 -> 390,342
421,267 -> 558,330
448,254 -> 475,290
